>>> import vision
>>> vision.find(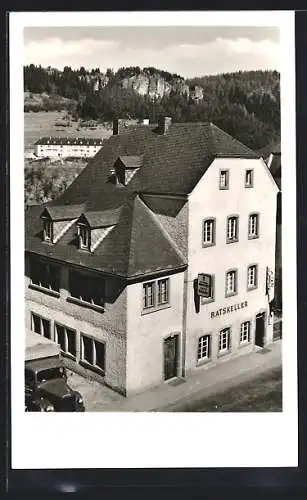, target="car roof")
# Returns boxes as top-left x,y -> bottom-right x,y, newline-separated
25,356 -> 64,372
